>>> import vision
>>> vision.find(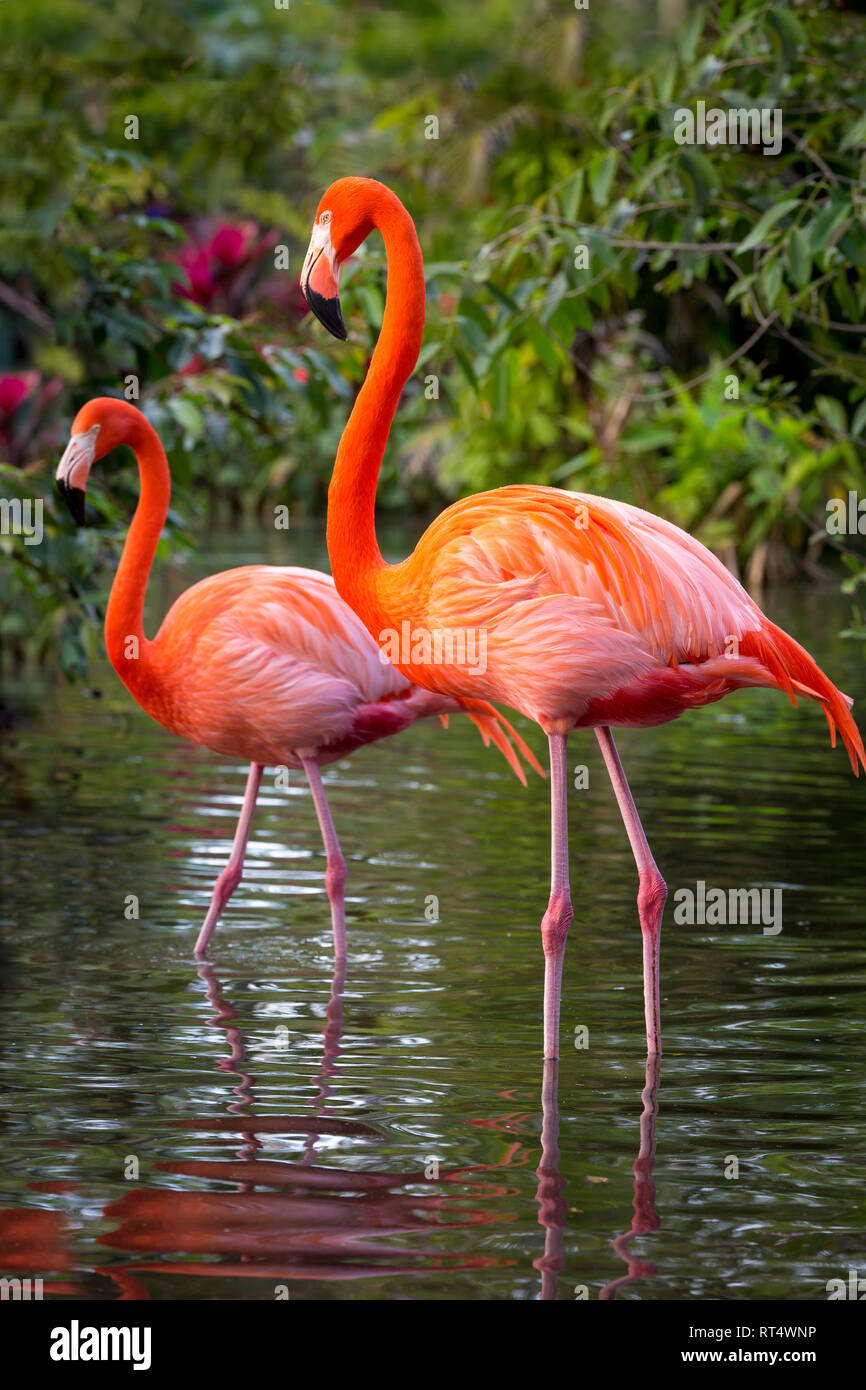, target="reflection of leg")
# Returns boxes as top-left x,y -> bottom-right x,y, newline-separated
594,728 -> 666,1054
301,758 -> 347,960
541,734 -> 572,1060
194,762 -> 264,958
633,1053 -> 661,1236
534,1058 -> 566,1300
600,1052 -> 662,1300
300,954 -> 348,1168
